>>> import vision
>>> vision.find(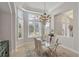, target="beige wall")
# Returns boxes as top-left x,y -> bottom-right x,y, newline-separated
0,12 -> 12,55
0,2 -> 16,55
